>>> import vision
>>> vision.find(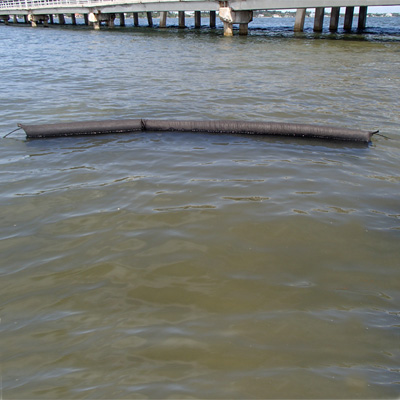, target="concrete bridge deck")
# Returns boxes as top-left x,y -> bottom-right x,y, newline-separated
1,0 -> 399,35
